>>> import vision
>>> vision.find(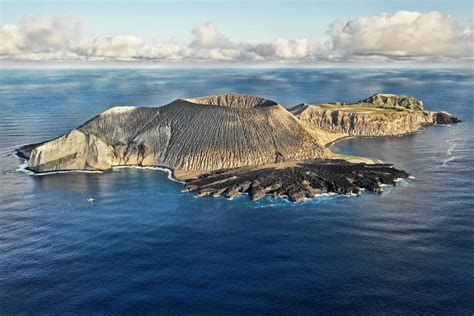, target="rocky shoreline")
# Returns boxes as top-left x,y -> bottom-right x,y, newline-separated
182,159 -> 409,202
